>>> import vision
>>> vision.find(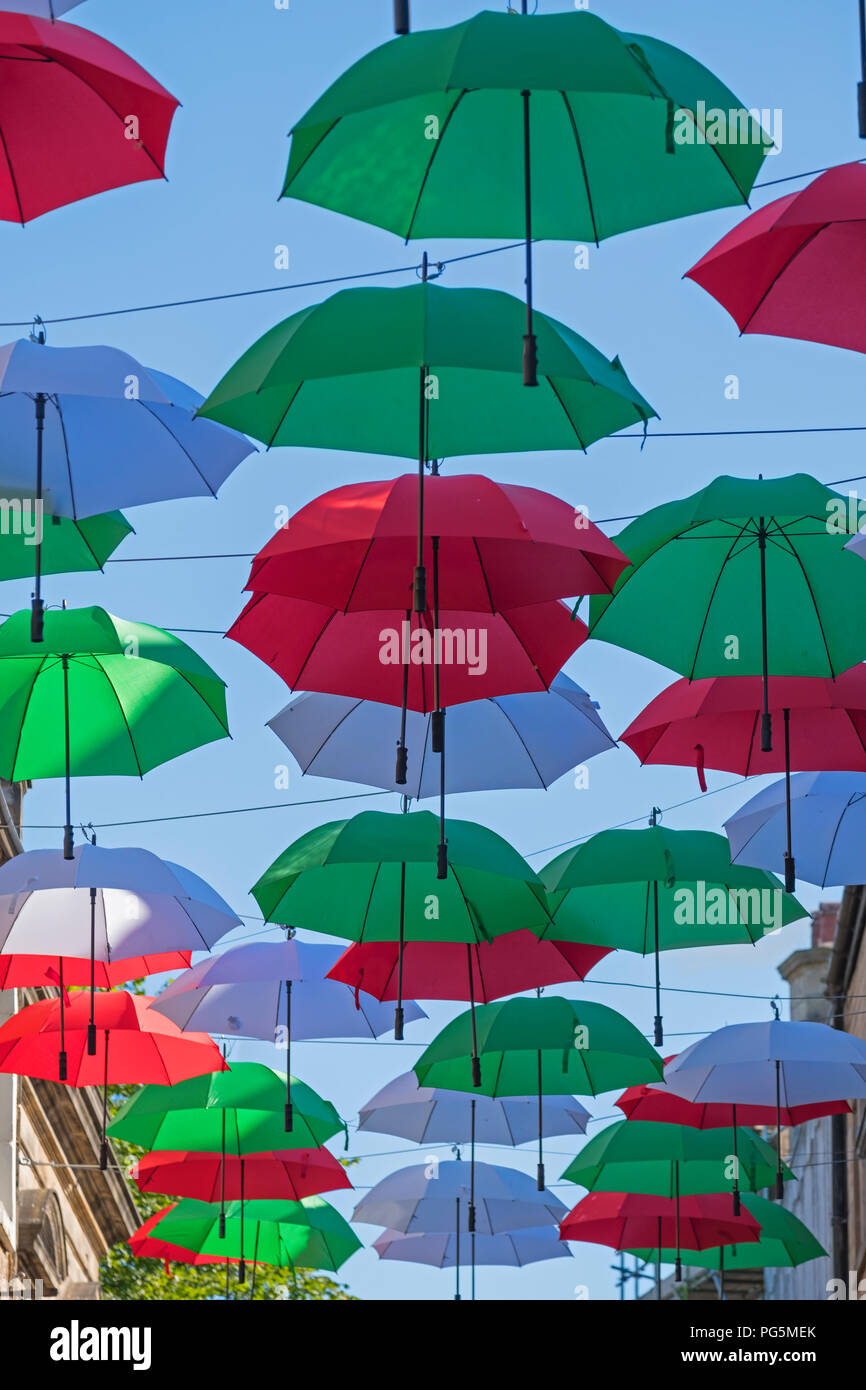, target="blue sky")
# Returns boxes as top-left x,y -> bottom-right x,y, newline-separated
7,0 -> 866,1300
